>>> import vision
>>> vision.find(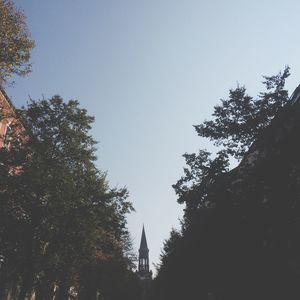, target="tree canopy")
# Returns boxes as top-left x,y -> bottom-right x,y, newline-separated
173,66 -> 290,215
152,67 -> 300,300
195,66 -> 290,159
0,96 -> 140,300
0,0 -> 35,85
